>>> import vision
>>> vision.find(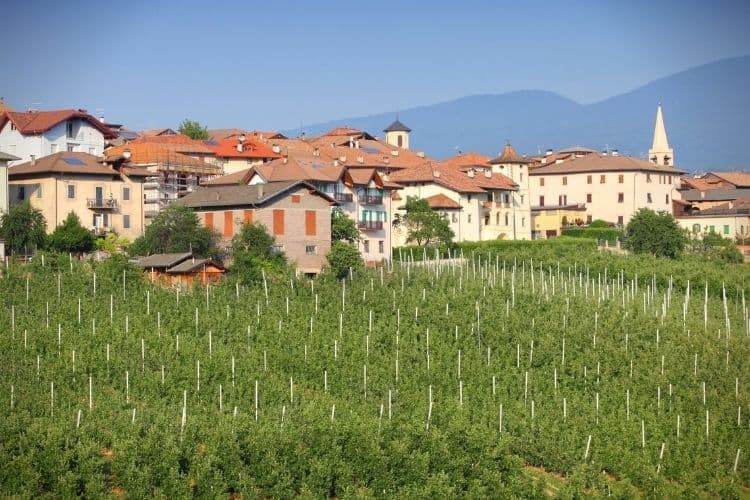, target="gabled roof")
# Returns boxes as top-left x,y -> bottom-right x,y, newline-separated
708,171 -> 750,188
136,252 -> 193,269
529,153 -> 684,175
441,152 -> 490,169
167,258 -> 225,274
202,137 -> 281,160
323,127 -> 375,139
0,109 -> 117,139
383,119 -> 411,133
423,193 -> 461,209
105,142 -> 215,171
489,143 -> 530,164
202,167 -> 256,186
131,134 -> 215,155
248,130 -> 287,140
0,100 -> 12,113
179,180 -> 335,209
390,162 -> 517,194
206,128 -> 246,141
139,128 -> 177,137
0,151 -> 20,162
9,152 -> 117,177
